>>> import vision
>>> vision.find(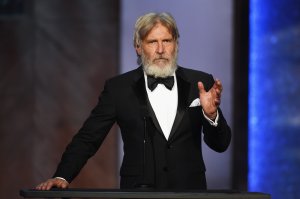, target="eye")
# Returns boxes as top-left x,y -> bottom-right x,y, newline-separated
145,39 -> 155,43
163,39 -> 173,44
148,40 -> 157,44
